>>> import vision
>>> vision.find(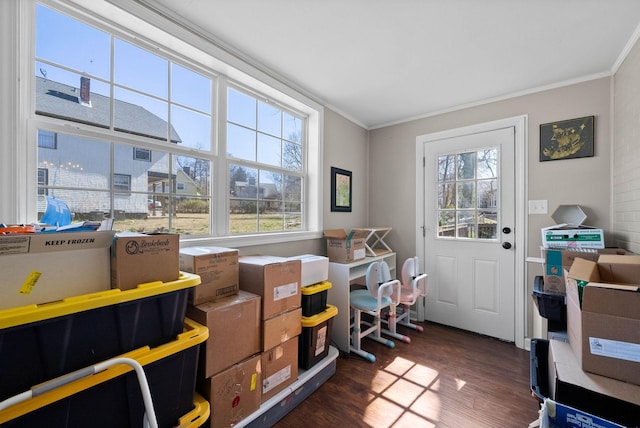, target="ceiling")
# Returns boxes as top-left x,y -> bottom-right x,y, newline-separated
144,0 -> 640,129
